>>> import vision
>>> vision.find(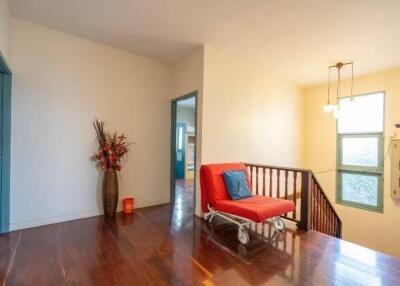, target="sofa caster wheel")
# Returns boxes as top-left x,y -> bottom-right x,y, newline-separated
272,217 -> 285,231
237,228 -> 250,244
